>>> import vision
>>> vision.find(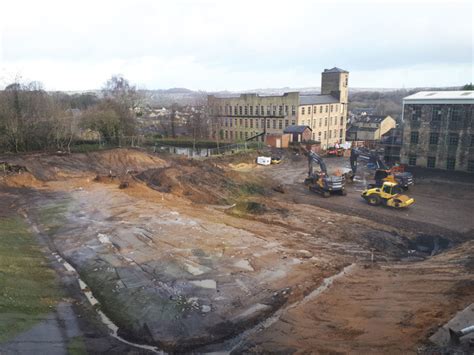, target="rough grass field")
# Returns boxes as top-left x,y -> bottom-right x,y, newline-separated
0,216 -> 60,342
